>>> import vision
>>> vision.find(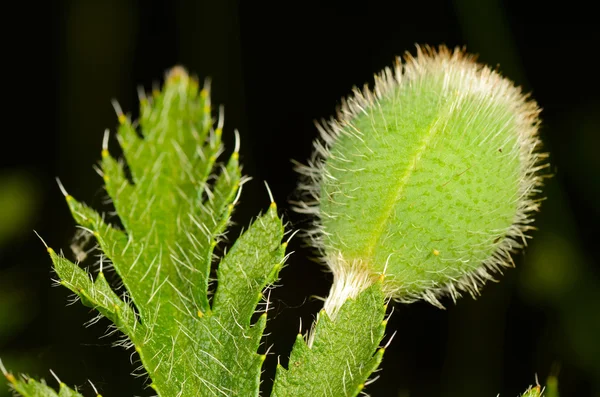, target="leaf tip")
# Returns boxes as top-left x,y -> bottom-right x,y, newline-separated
4,372 -> 16,384
263,181 -> 276,210
55,177 -> 70,198
0,360 -> 15,385
166,65 -> 188,82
